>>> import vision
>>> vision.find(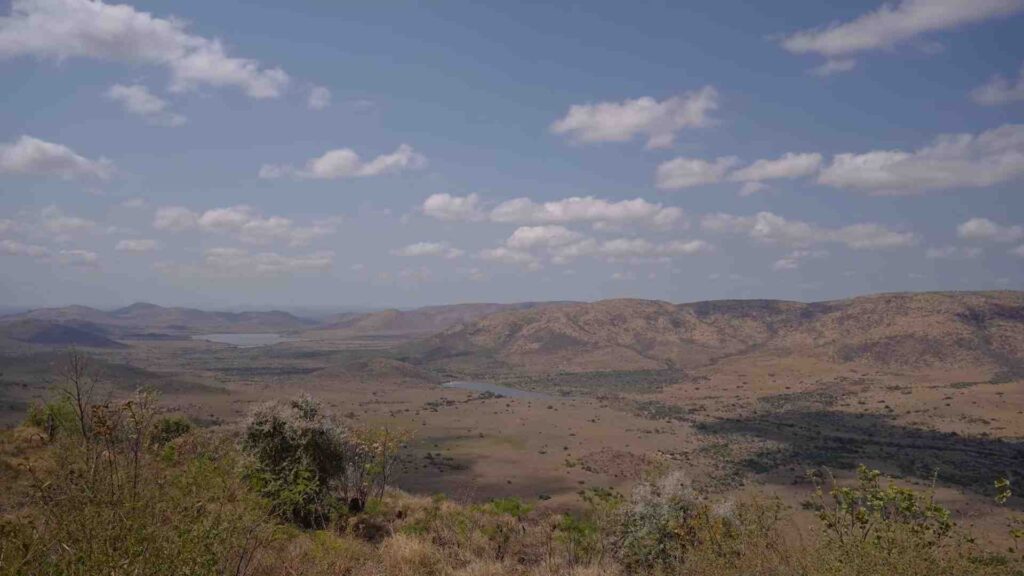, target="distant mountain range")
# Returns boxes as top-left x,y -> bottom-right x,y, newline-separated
2,293 -> 1022,380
